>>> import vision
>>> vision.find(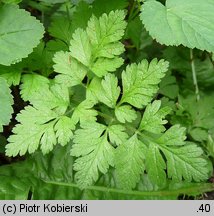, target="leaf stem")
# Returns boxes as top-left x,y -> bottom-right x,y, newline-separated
43,179 -> 214,197
65,2 -> 70,20
190,49 -> 200,101
128,0 -> 137,22
41,10 -> 45,24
